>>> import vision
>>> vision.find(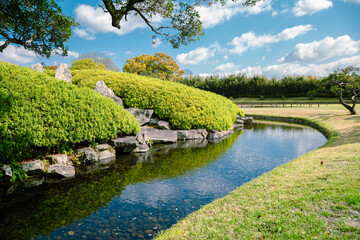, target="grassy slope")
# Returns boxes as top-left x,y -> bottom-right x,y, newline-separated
156,106 -> 360,239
